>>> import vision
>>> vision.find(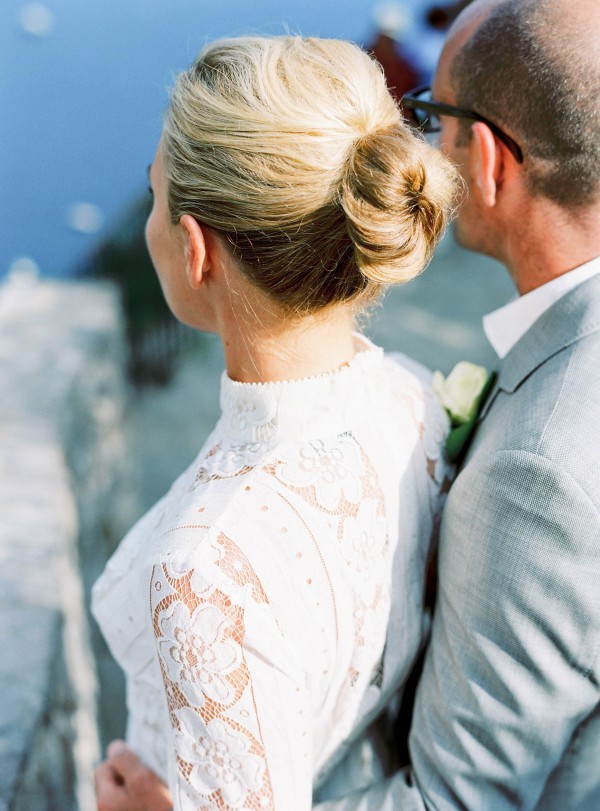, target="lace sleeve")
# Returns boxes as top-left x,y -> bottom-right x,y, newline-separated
150,530 -> 311,810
